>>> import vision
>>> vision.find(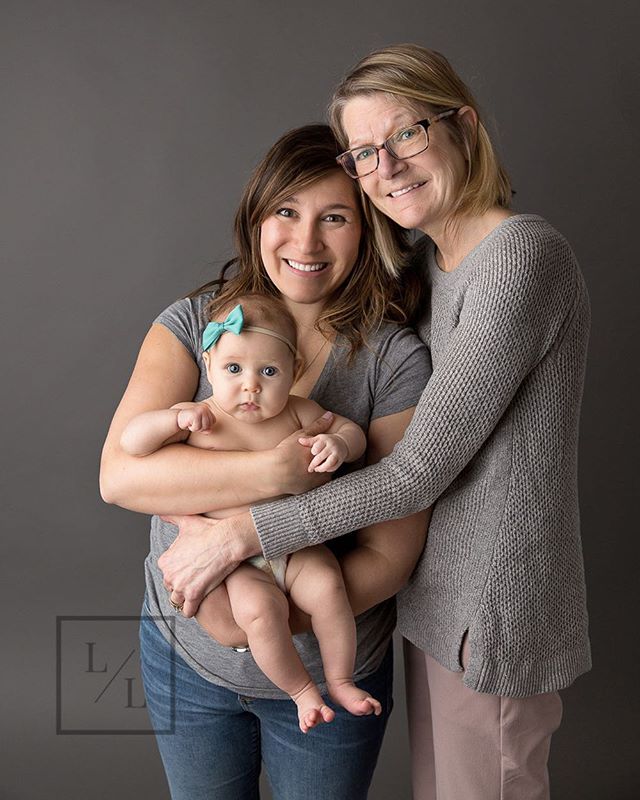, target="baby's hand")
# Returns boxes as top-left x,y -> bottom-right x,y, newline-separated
305,433 -> 349,473
176,404 -> 216,433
